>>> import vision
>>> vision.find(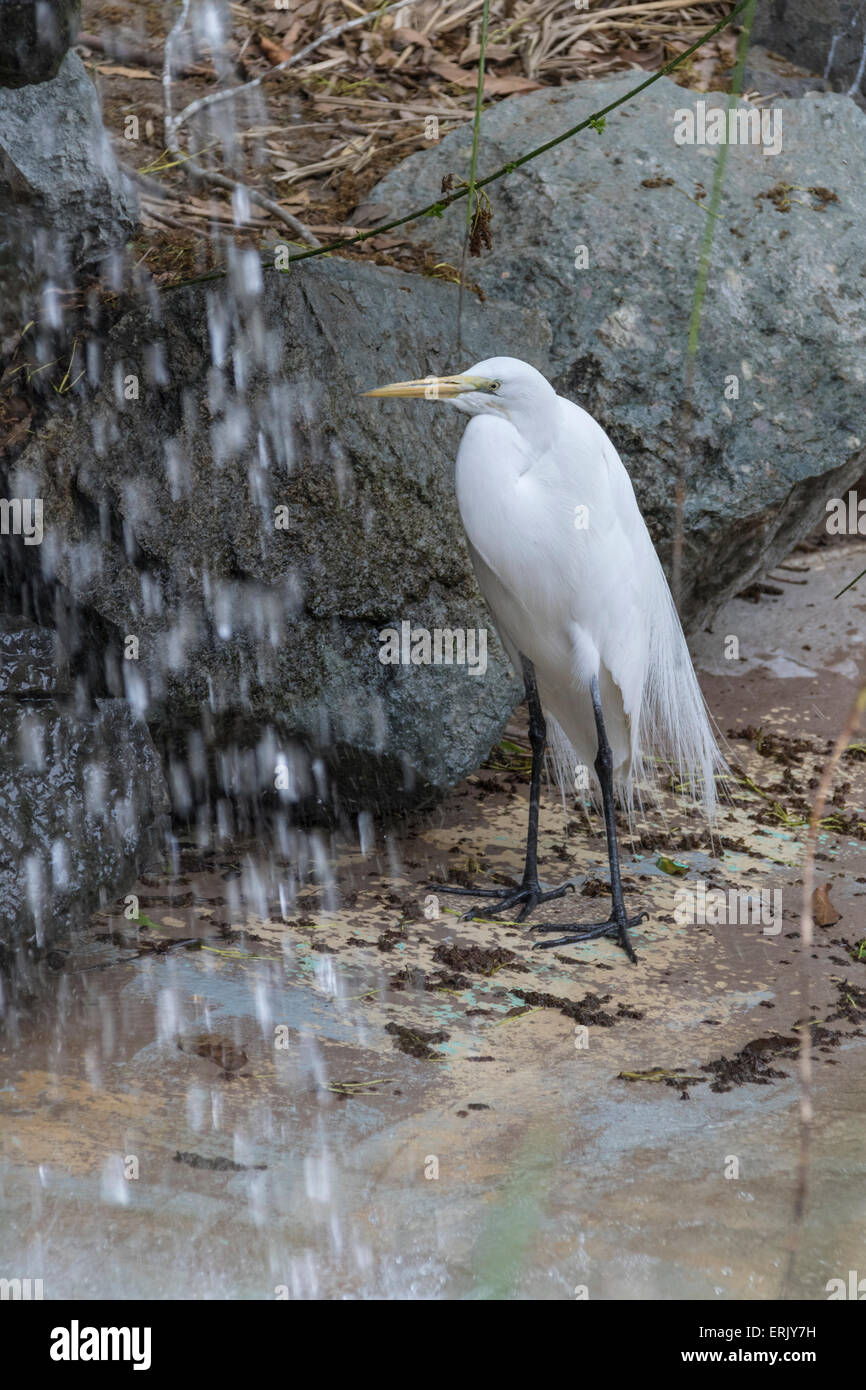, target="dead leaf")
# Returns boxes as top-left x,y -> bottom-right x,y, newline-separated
392,26 -> 432,48
256,34 -> 292,66
351,200 -> 390,227
277,189 -> 311,208
428,58 -> 543,94
813,884 -> 842,927
94,64 -> 160,80
366,234 -> 409,251
271,15 -> 303,46
458,43 -> 514,64
656,855 -> 688,876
